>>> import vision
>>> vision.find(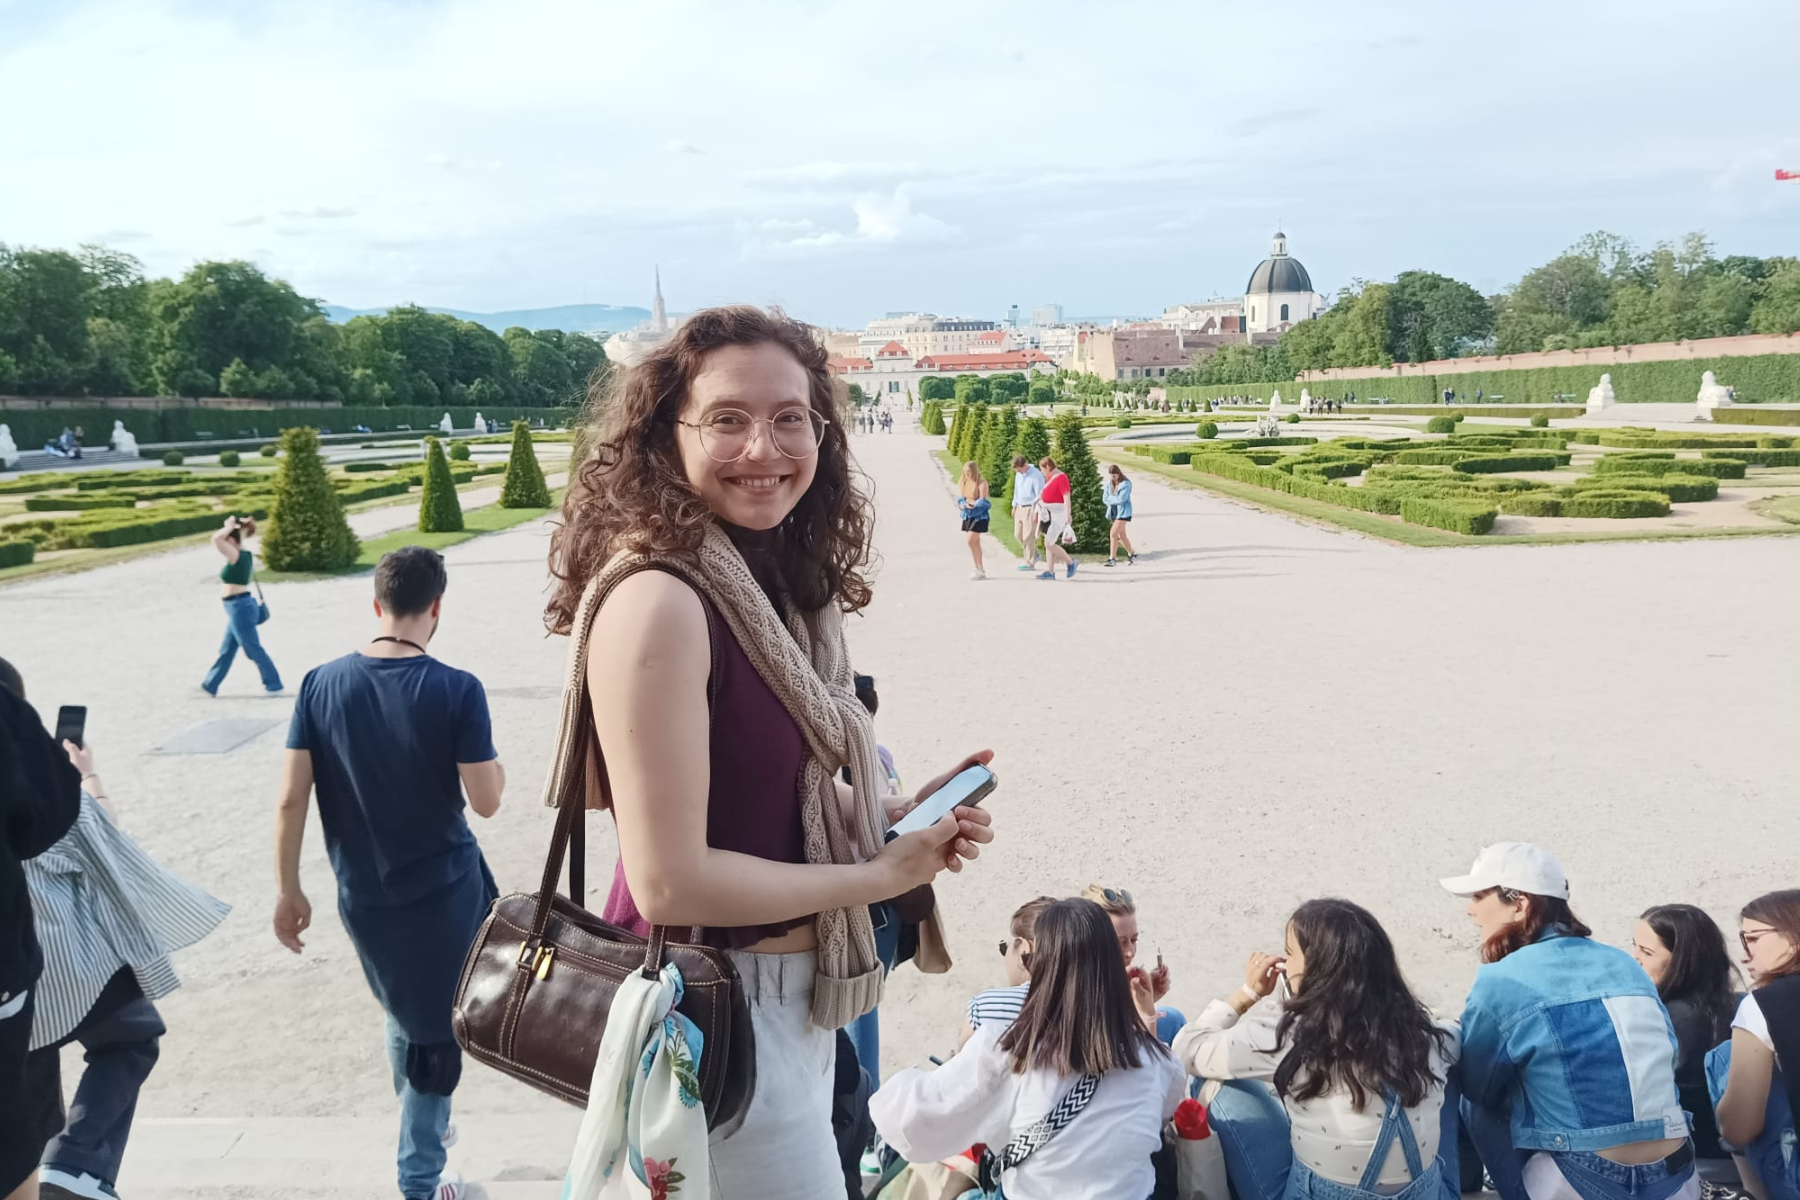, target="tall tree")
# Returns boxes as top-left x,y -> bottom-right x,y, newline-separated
149,260 -> 319,396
